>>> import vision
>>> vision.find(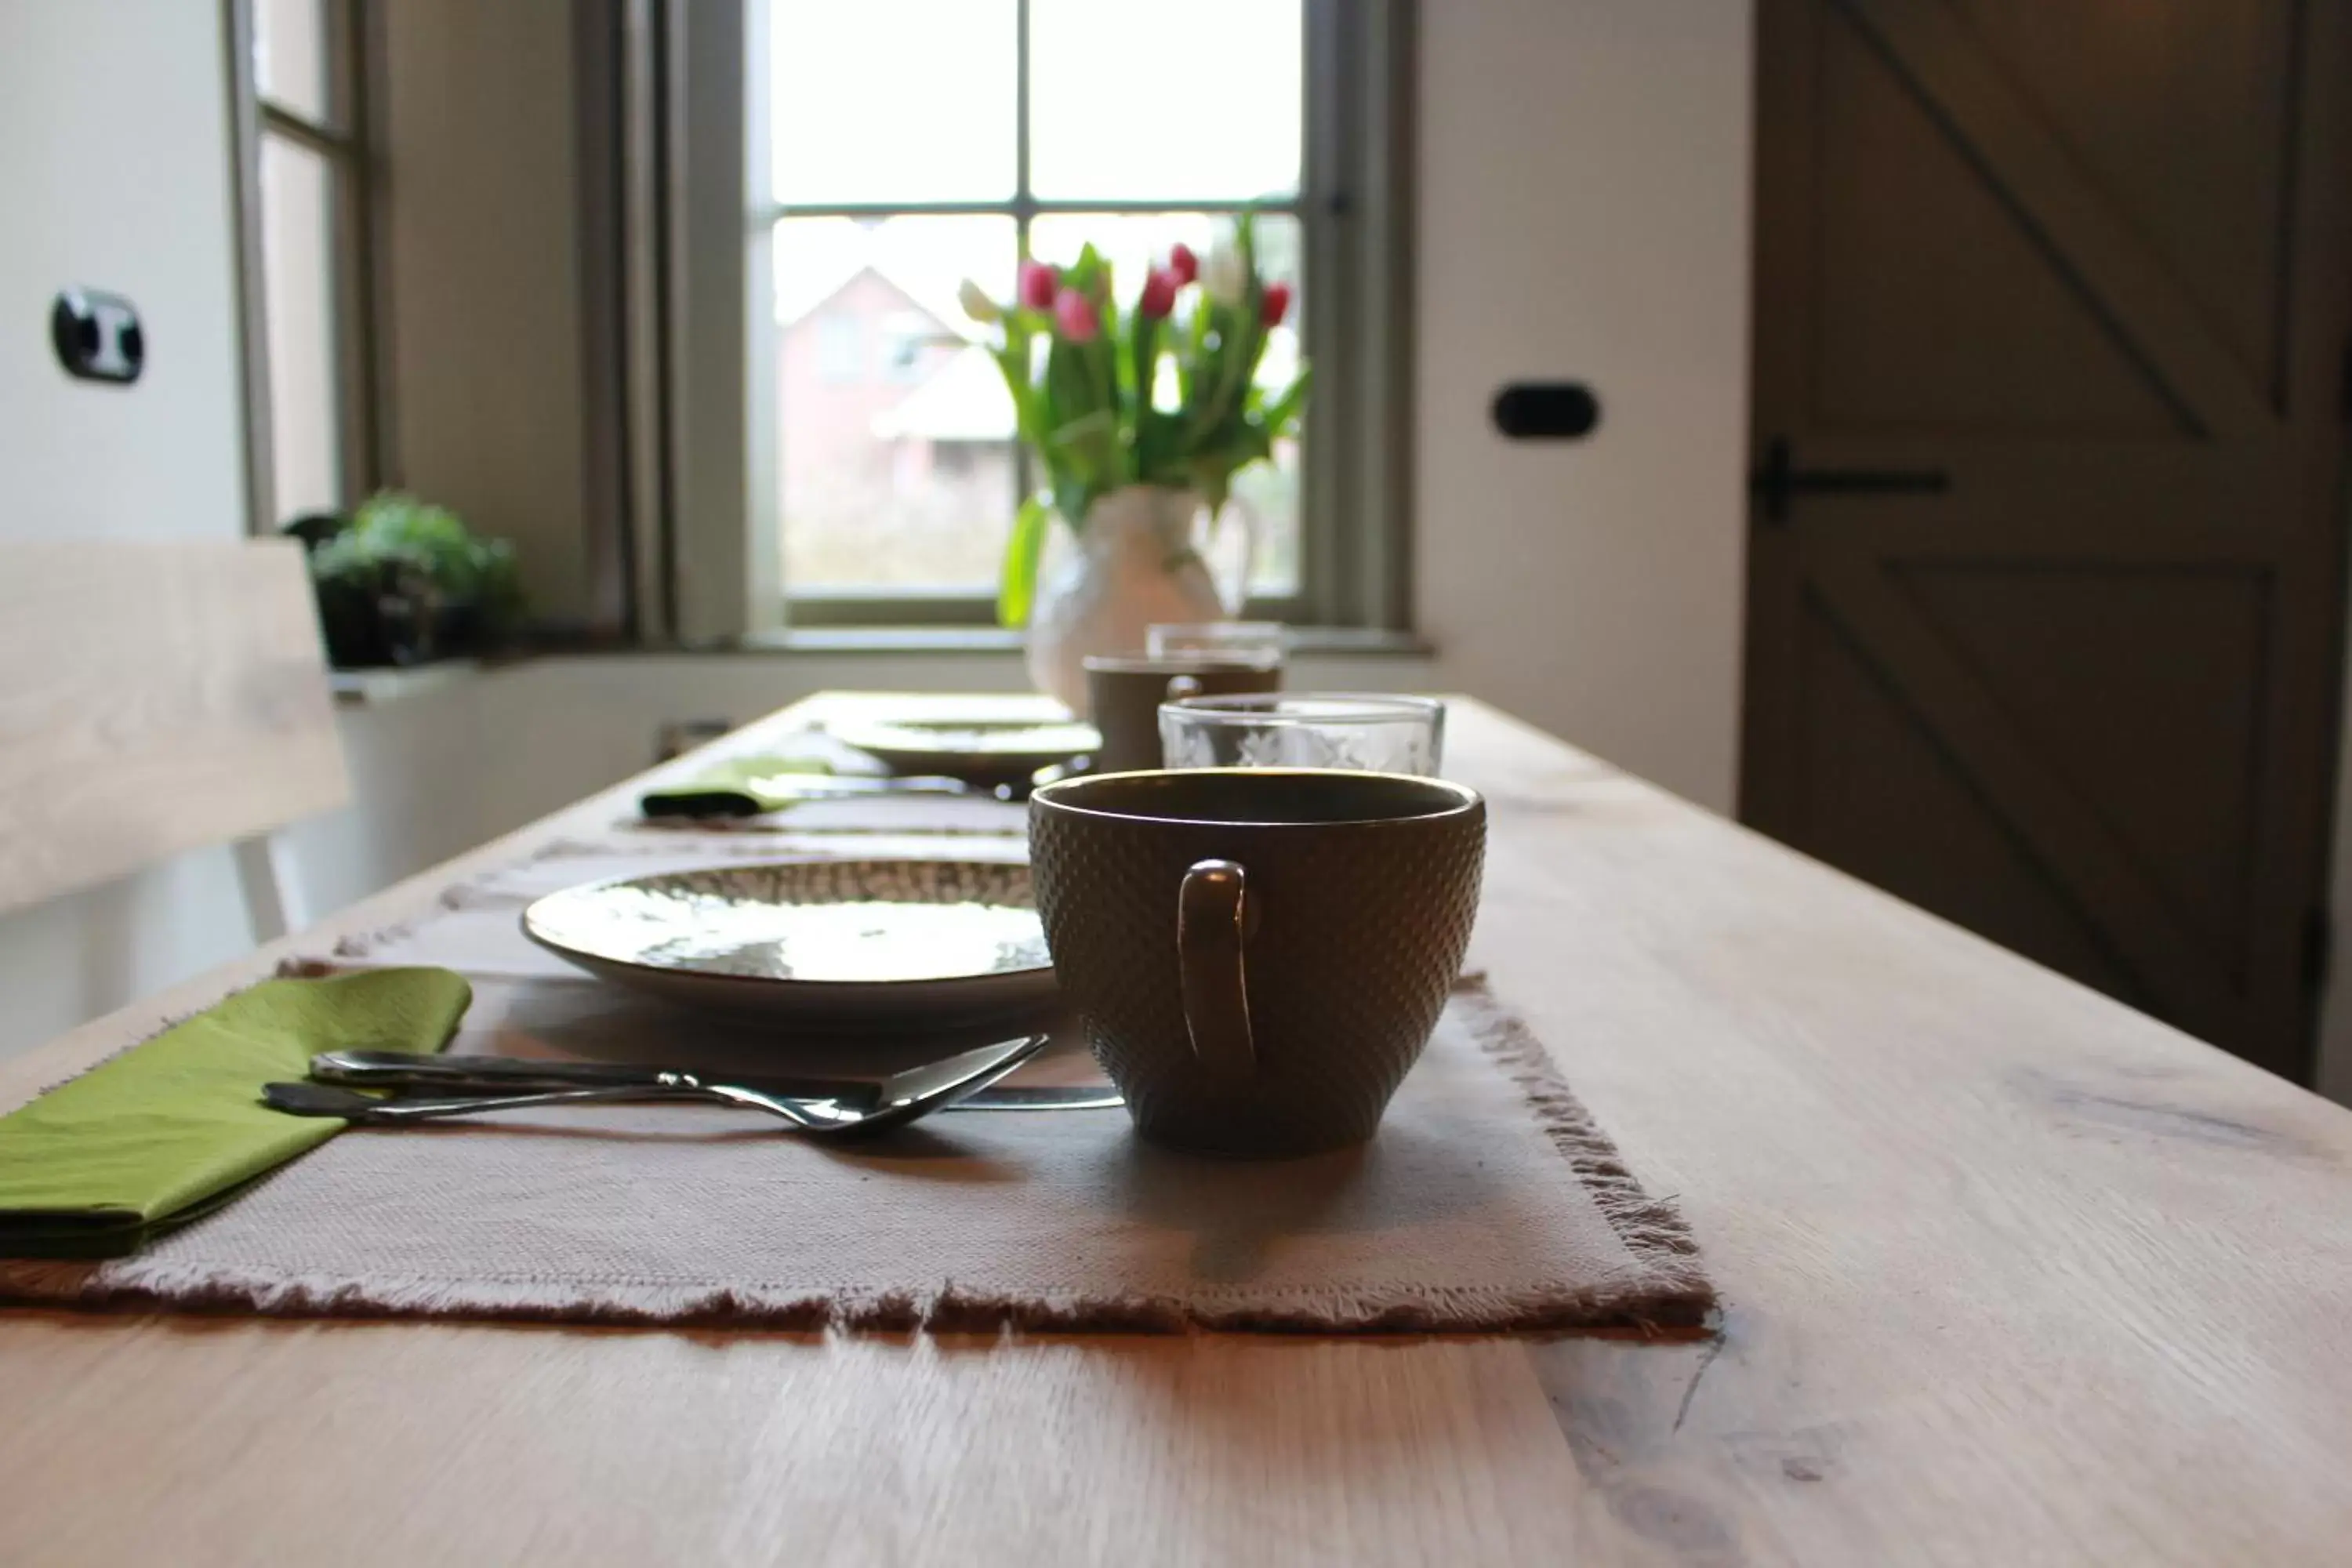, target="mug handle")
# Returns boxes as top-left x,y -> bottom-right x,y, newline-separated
1177,858 -> 1256,1086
